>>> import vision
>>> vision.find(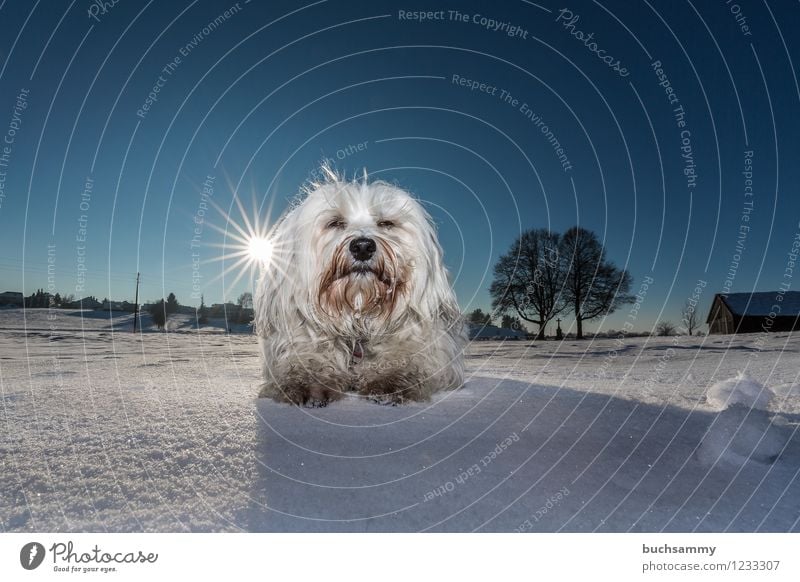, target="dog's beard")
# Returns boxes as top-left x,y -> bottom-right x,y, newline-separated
317,238 -> 407,320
